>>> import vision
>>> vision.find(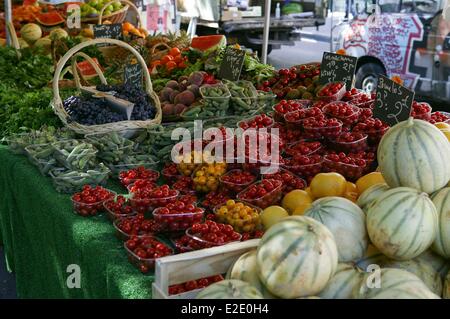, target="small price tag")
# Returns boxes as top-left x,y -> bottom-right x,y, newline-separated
93,23 -> 123,40
218,47 -> 246,81
124,62 -> 143,90
320,52 -> 358,90
373,75 -> 415,126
